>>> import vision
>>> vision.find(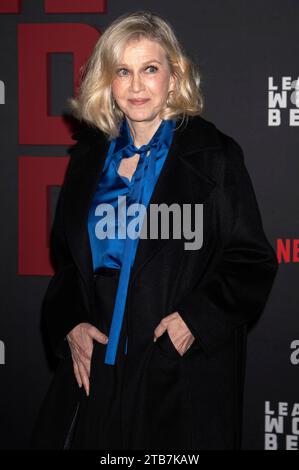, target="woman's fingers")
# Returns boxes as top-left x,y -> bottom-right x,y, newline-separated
73,359 -> 82,388
67,323 -> 108,364
153,313 -> 196,354
153,318 -> 168,340
71,349 -> 92,395
88,325 -> 109,345
68,324 -> 109,396
77,343 -> 93,361
69,340 -> 94,396
80,352 -> 92,378
77,360 -> 90,396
